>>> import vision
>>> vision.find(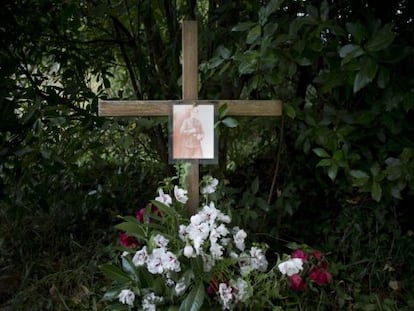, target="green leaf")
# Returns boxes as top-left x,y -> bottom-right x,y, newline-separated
350,170 -> 369,179
115,221 -> 146,239
361,56 -> 378,81
208,56 -> 224,69
100,264 -> 132,283
150,200 -> 180,221
365,24 -> 396,52
246,25 -> 261,44
122,256 -> 139,282
103,288 -> 122,301
350,170 -> 370,187
179,282 -> 205,311
216,45 -> 231,59
218,103 -> 228,118
371,182 -> 382,202
316,159 -> 332,167
251,177 -> 259,194
385,158 -> 402,181
313,148 -> 330,158
221,117 -> 238,128
232,22 -> 255,32
283,102 -> 296,119
236,51 -> 259,74
238,61 -> 256,75
339,44 -> 364,58
353,70 -> 371,93
328,164 -> 338,181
